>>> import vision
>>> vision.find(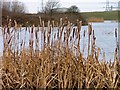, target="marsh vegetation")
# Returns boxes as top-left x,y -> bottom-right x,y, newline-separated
0,17 -> 120,89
